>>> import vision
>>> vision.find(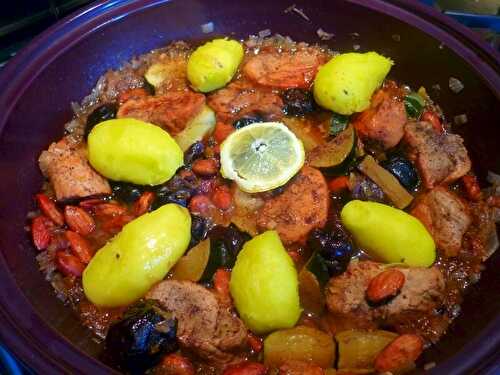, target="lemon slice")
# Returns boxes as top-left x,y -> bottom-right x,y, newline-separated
220,122 -> 305,193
